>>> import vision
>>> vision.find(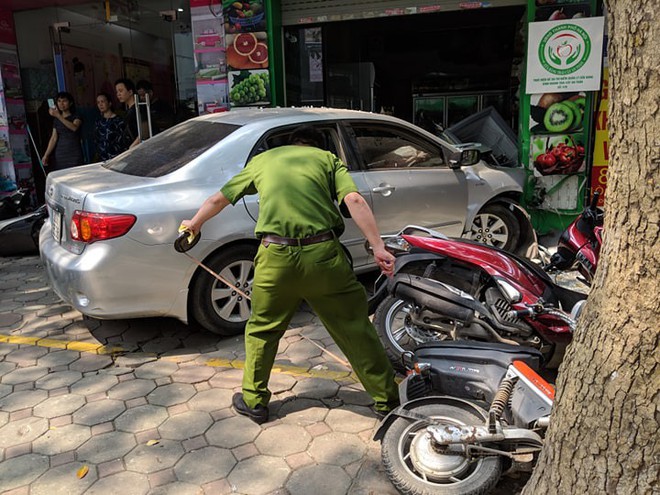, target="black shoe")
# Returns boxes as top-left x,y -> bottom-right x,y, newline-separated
232,393 -> 269,424
371,405 -> 393,420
